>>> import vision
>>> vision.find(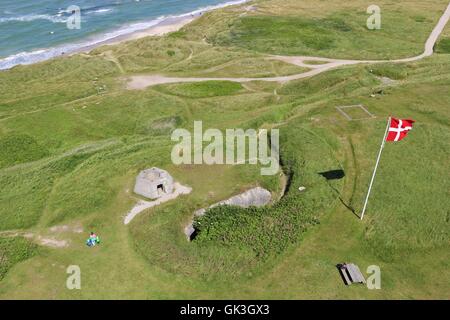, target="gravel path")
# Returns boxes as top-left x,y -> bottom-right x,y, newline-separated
124,182 -> 192,225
